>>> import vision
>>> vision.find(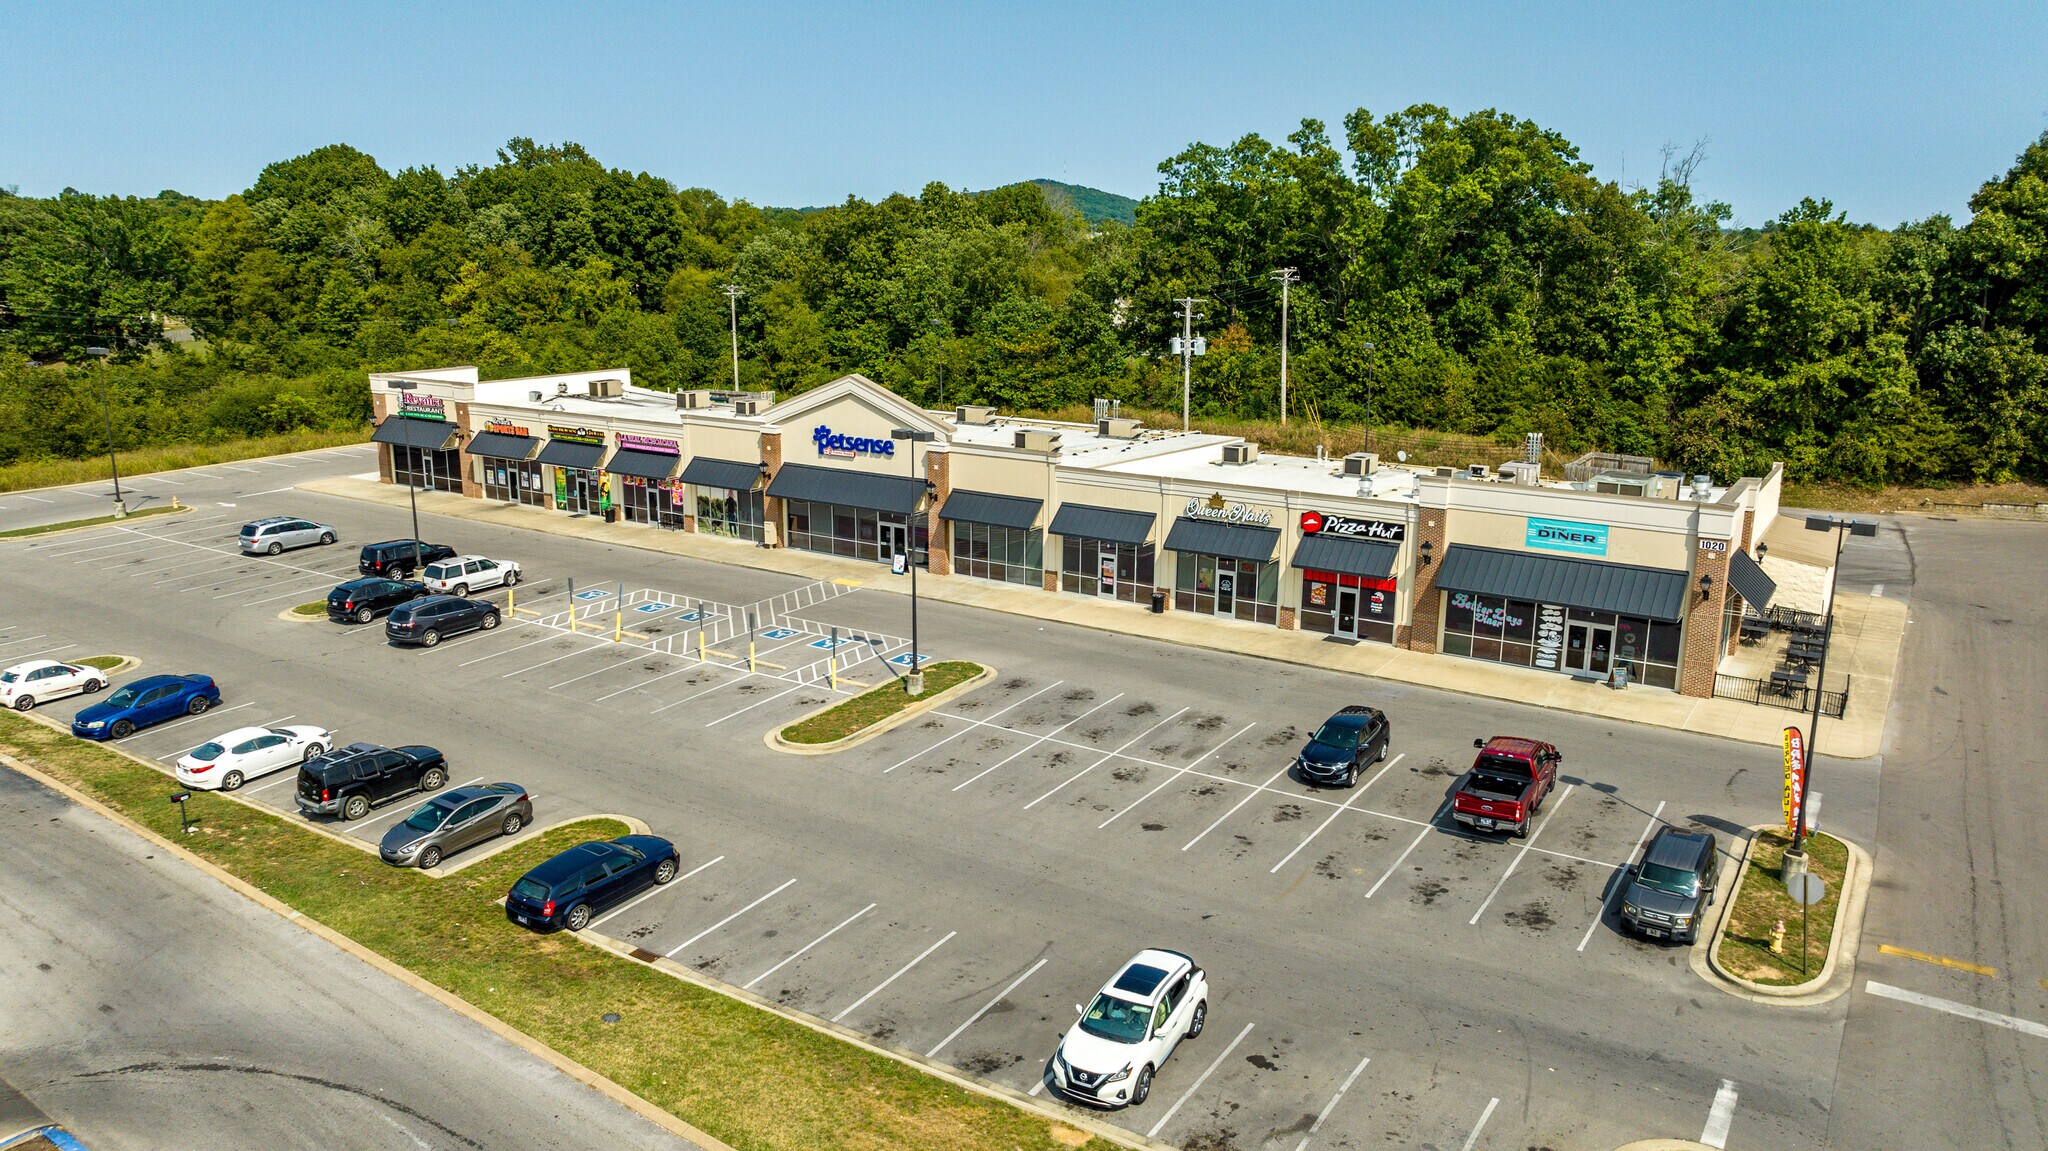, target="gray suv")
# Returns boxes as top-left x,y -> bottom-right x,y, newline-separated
1621,827 -> 1721,943
239,516 -> 336,555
